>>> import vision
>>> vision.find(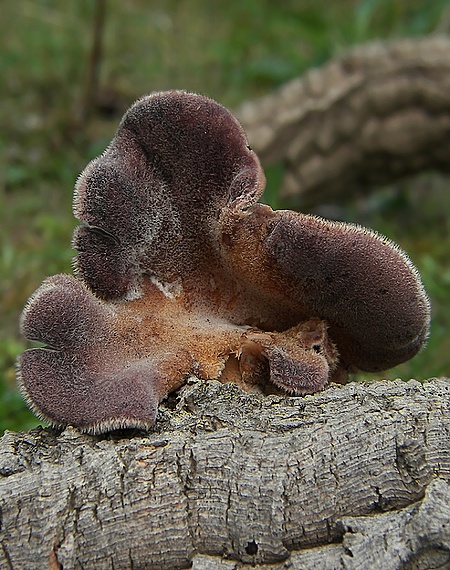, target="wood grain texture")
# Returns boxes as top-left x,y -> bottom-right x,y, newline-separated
0,378 -> 449,569
236,36 -> 450,206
